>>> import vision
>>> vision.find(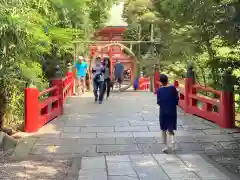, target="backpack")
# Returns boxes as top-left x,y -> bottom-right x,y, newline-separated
94,73 -> 102,83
